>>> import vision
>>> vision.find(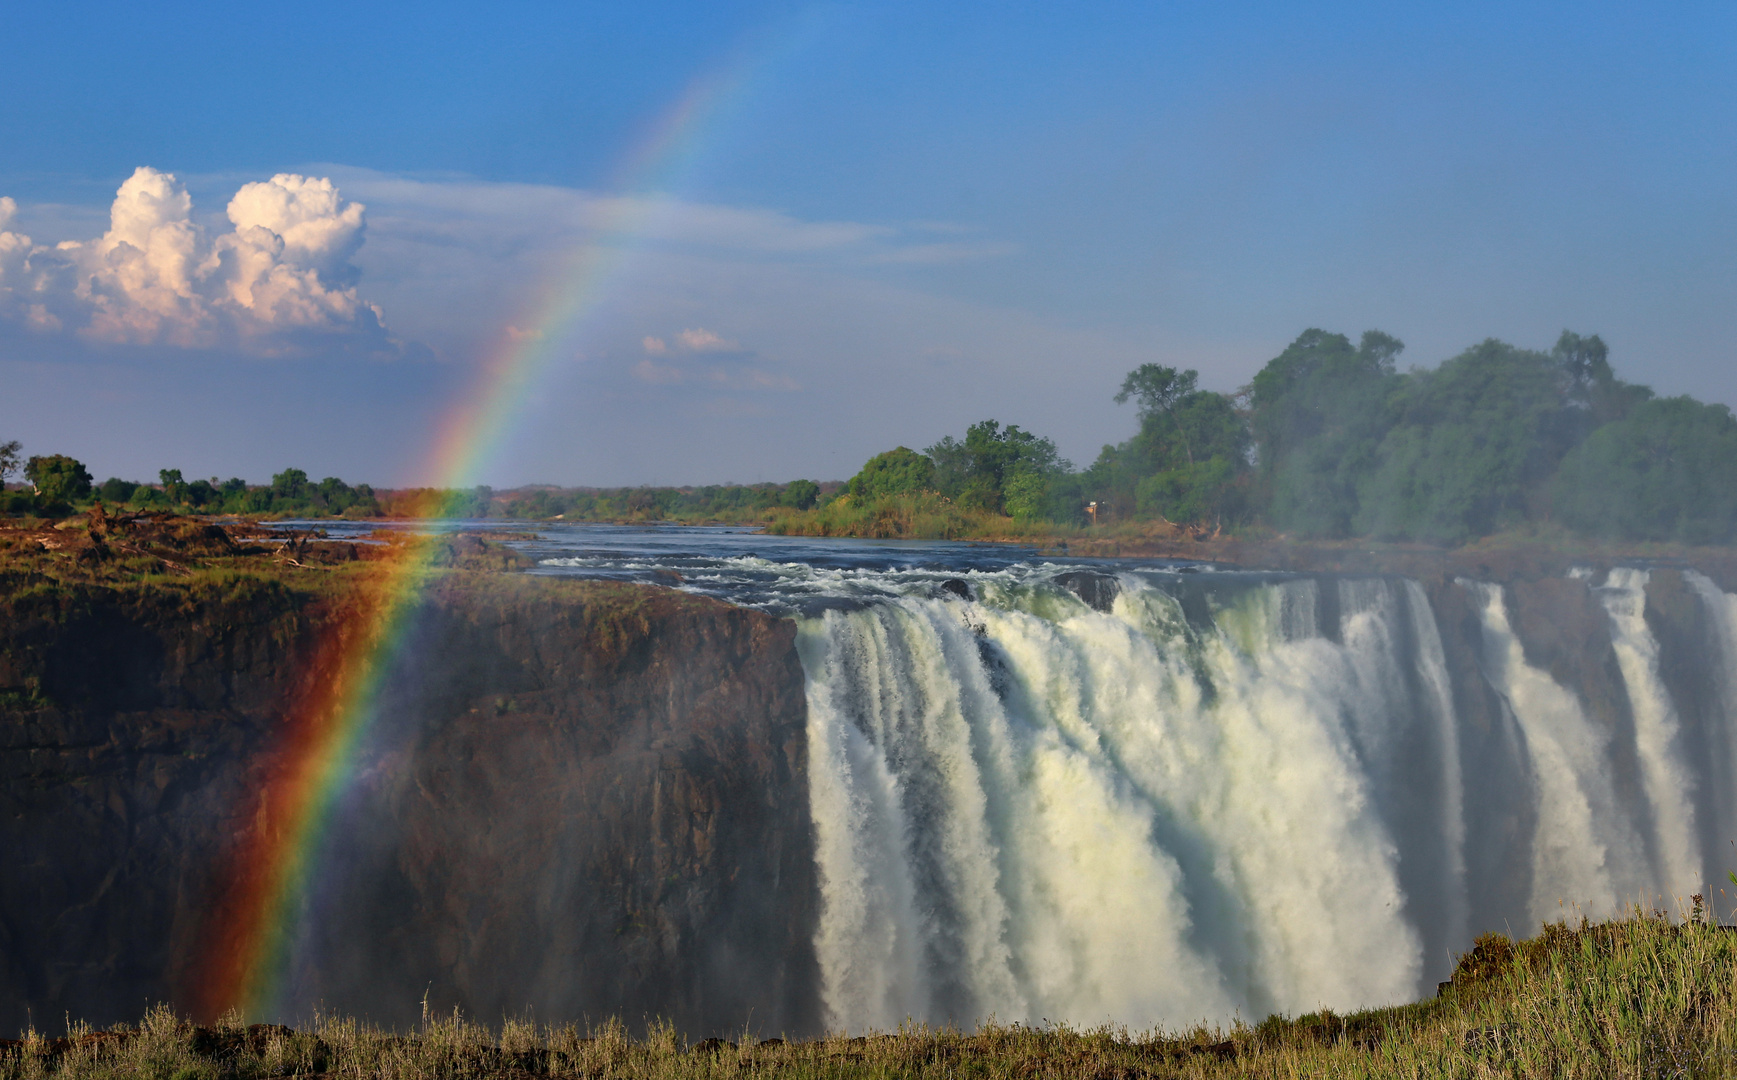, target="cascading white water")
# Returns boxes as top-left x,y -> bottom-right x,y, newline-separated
803,574 -> 1453,1029
799,568 -> 1737,1032
1592,569 -> 1702,894
1461,579 -> 1650,923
